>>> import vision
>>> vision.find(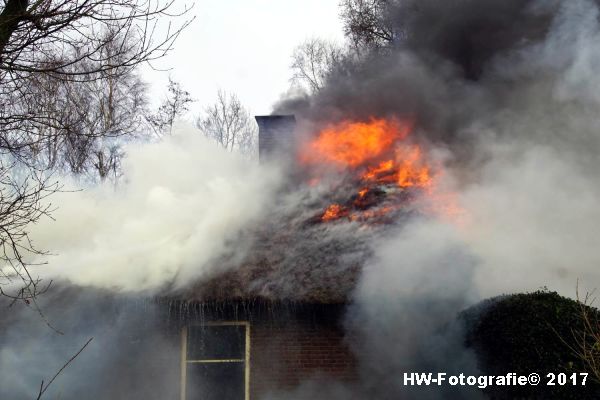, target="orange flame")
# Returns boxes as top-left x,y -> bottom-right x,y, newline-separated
301,118 -> 464,224
362,160 -> 394,181
301,118 -> 412,167
321,203 -> 348,222
394,146 -> 432,188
